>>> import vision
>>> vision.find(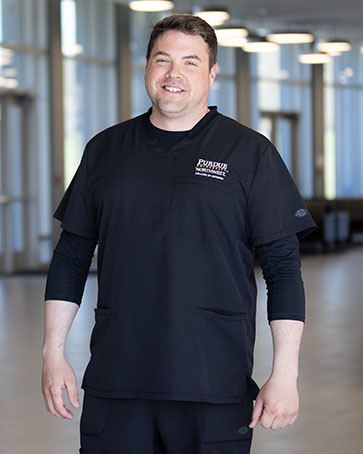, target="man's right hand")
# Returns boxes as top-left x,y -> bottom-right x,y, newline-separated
41,353 -> 80,420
